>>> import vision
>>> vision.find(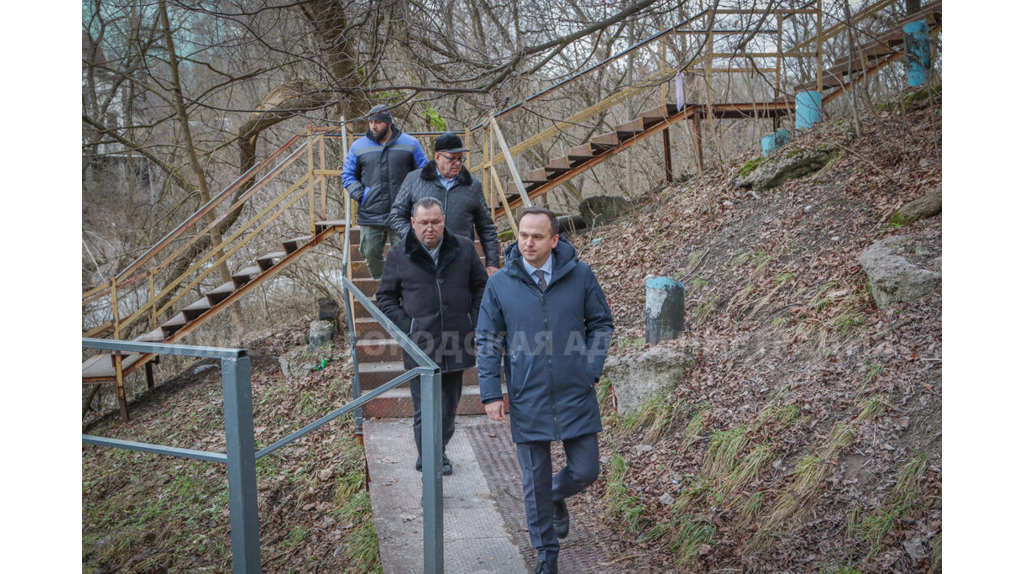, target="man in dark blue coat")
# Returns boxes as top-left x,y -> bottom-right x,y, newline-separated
476,206 -> 614,574
377,197 -> 489,475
